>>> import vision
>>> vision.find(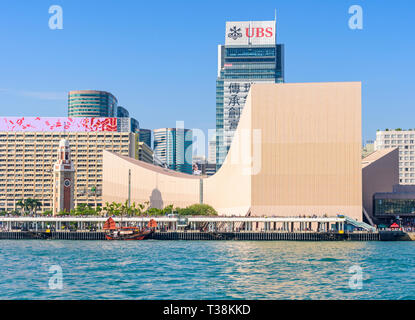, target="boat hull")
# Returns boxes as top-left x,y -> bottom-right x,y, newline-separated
105,230 -> 153,241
